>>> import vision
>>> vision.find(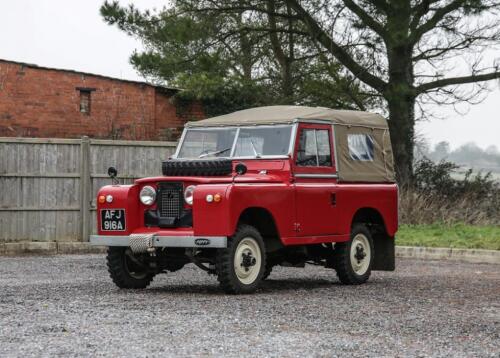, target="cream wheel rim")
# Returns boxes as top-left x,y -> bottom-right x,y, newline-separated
234,237 -> 262,285
350,234 -> 371,275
